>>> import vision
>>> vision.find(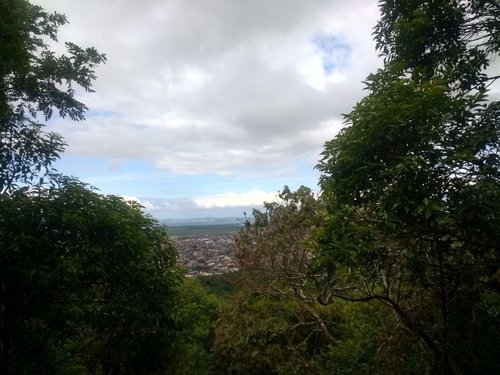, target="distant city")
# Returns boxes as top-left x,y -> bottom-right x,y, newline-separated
174,235 -> 238,276
163,217 -> 244,276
